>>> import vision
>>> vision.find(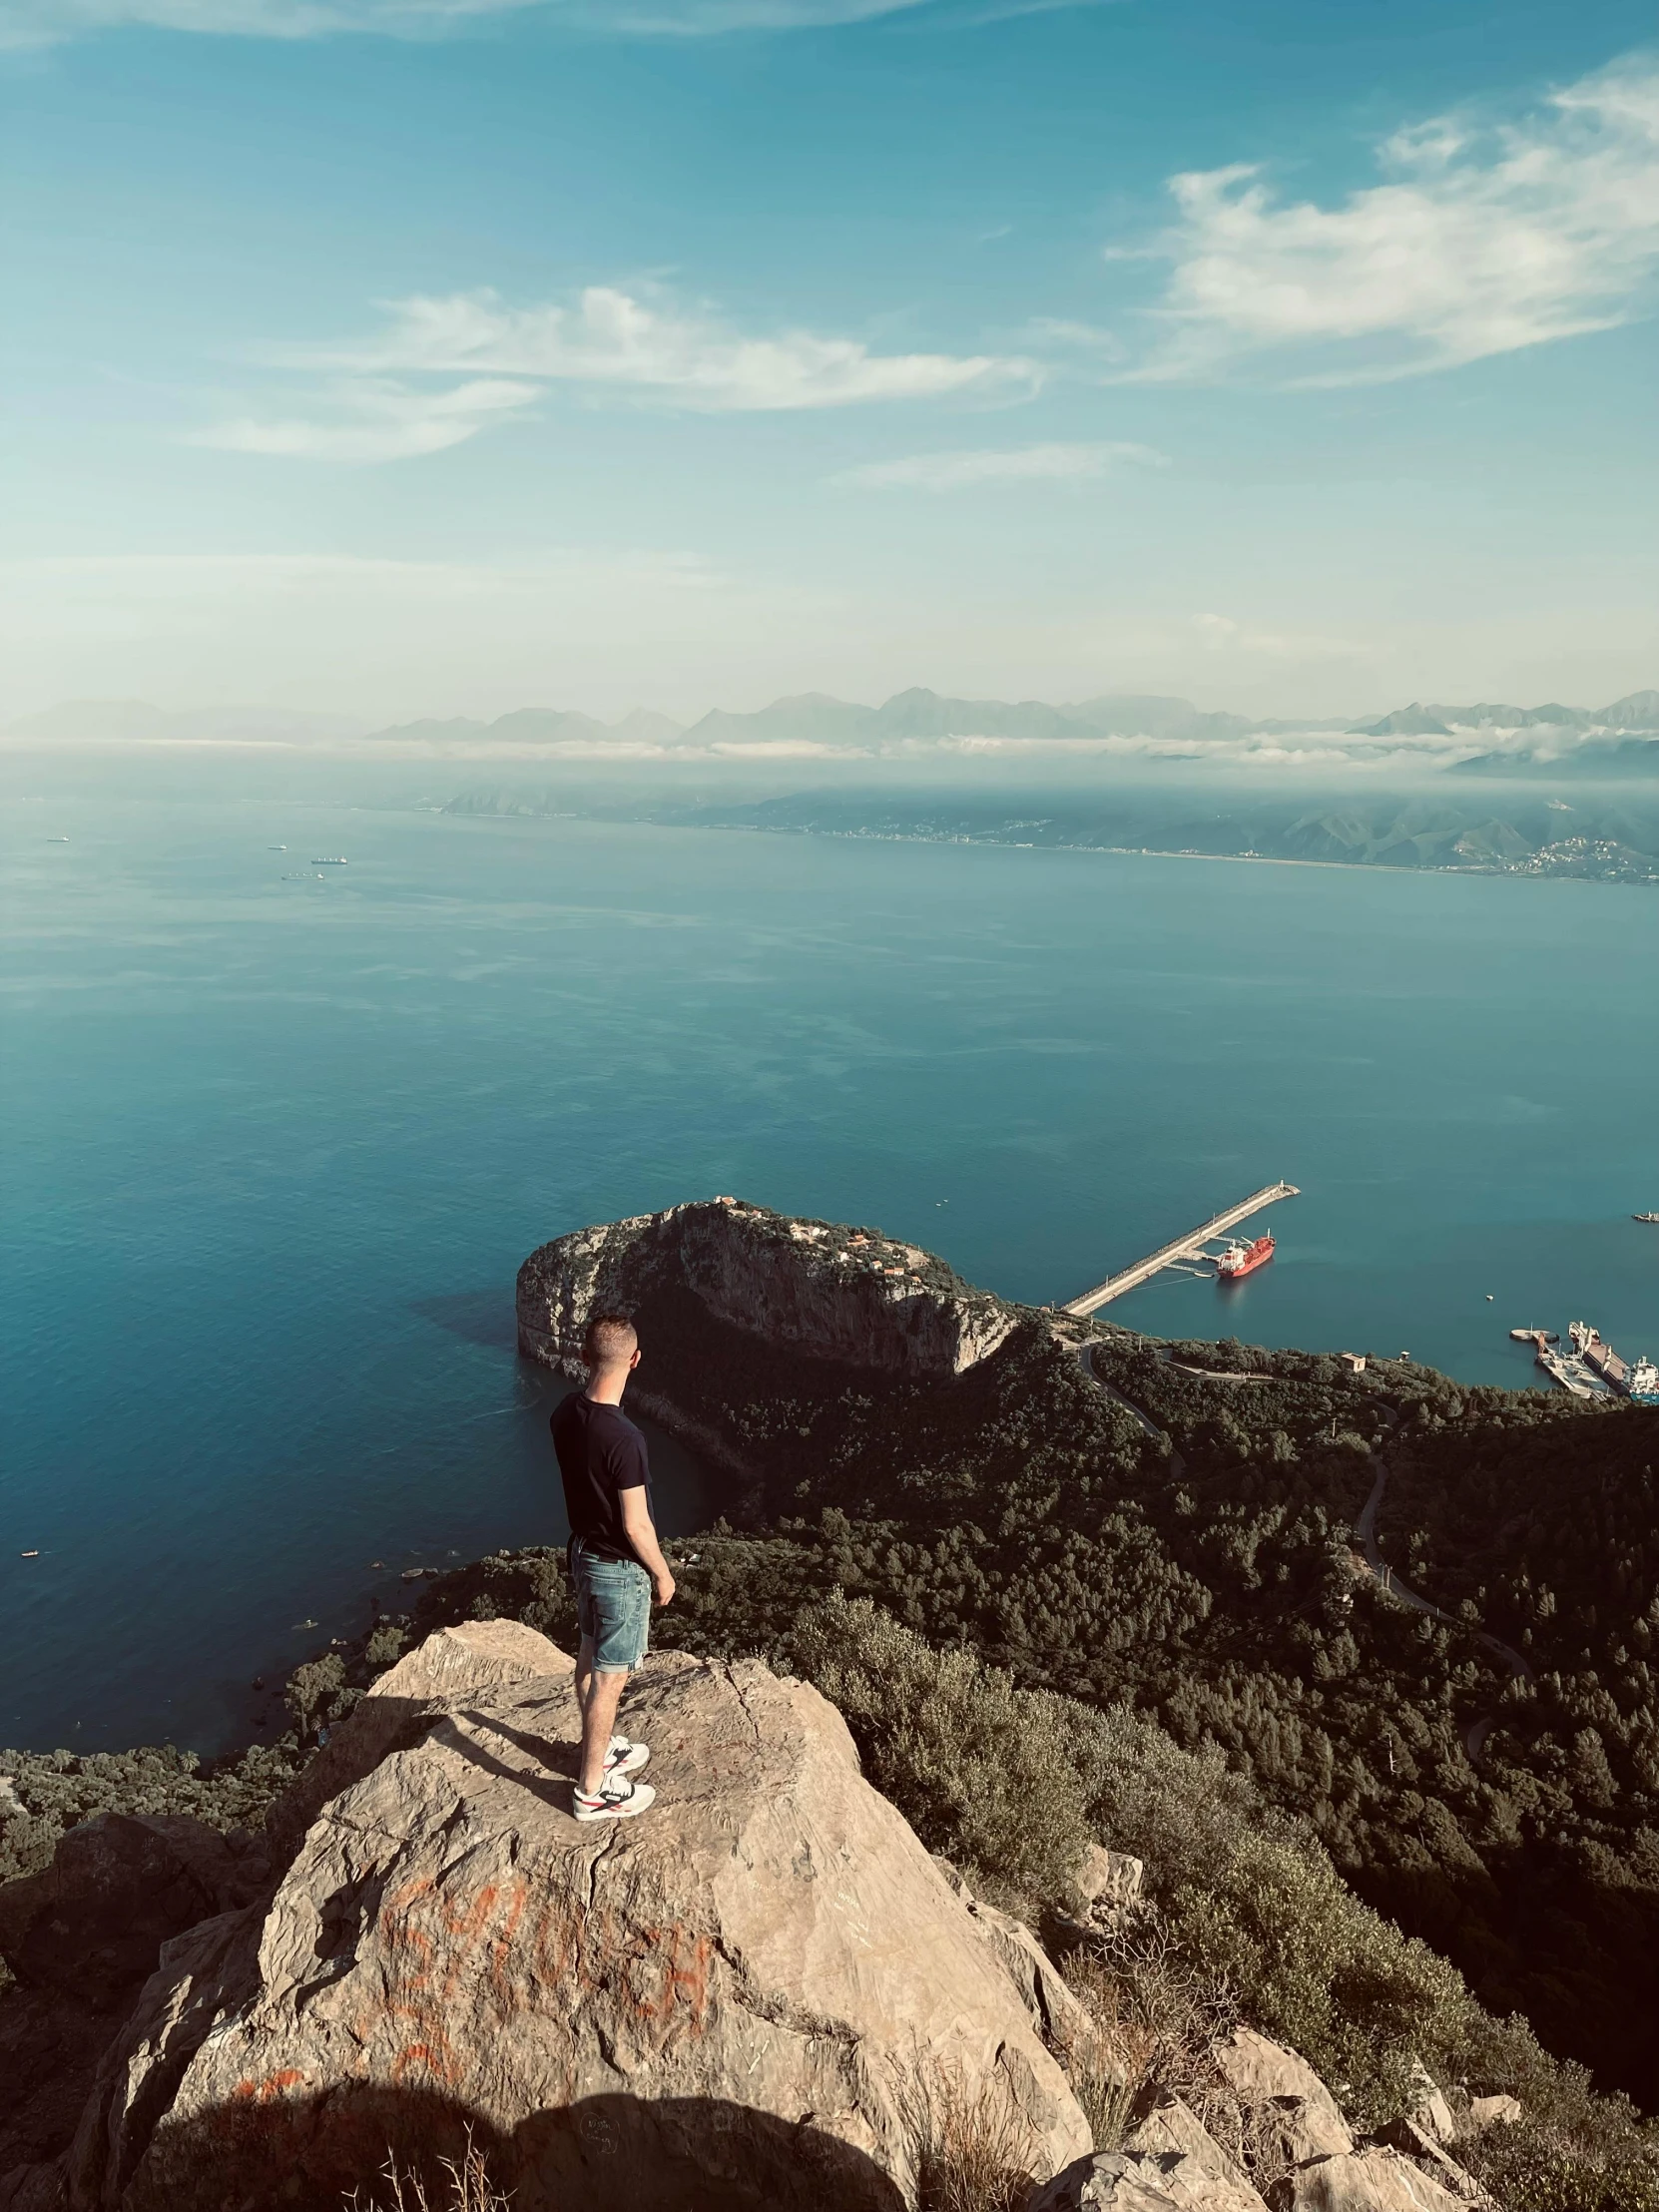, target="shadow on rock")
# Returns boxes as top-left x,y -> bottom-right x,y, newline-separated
131,2084 -> 906,2212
